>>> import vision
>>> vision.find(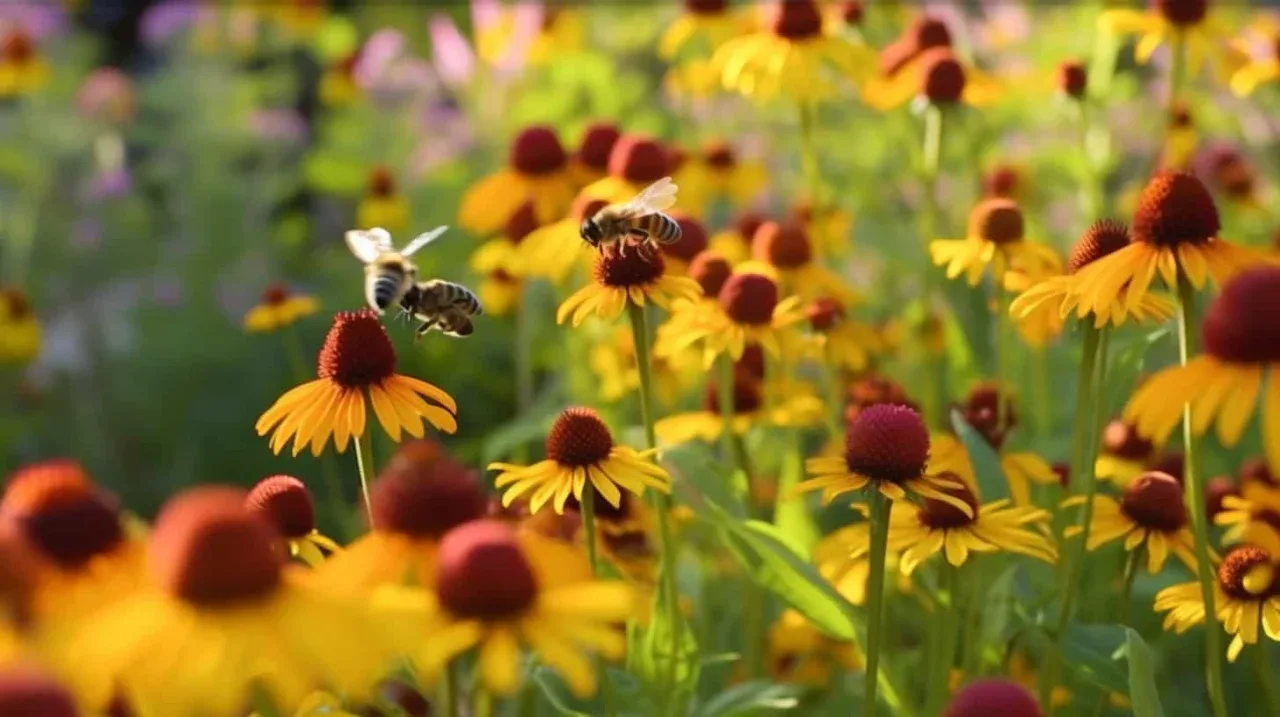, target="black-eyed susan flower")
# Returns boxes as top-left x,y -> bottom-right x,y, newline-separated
871,14 -> 954,86
556,240 -> 701,327
863,46 -> 1001,112
581,134 -> 680,207
655,371 -> 823,444
1095,419 -> 1158,486
0,29 -> 49,99
242,282 -> 319,334
689,140 -> 768,210
471,200 -> 540,280
664,272 -> 803,367
1156,544 -> 1280,662
653,251 -> 738,369
796,404 -> 973,513
245,476 -> 341,568
709,210 -> 765,265
459,126 -> 577,234
752,220 -> 855,303
315,441 -> 487,590
64,487 -> 402,715
711,0 -> 874,103
789,197 -> 854,257
0,288 -> 40,366
1011,219 -> 1177,332
0,666 -> 78,717
931,198 -> 1059,288
1064,471 -> 1199,573
381,519 -> 635,699
356,166 -> 410,234
478,269 -> 523,318
1216,481 -> 1280,555
526,6 -> 587,65
569,122 -> 620,188
1197,143 -> 1263,209
319,51 -> 361,108
767,609 -> 861,687
1099,0 -> 1235,78
522,193 -> 608,285
946,679 -> 1044,717
1227,15 -> 1280,95
256,309 -> 458,456
804,296 -> 881,373
1069,172 -> 1269,321
488,407 -> 672,514
1124,267 -> 1280,473
660,0 -> 746,60
0,527 -> 41,662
